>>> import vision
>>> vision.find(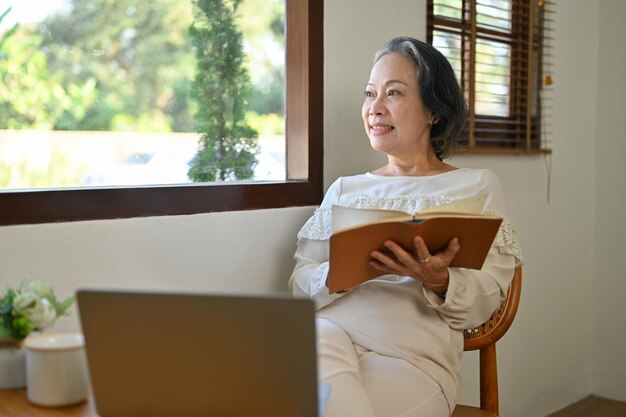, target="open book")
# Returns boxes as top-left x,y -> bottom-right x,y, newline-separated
327,194 -> 502,294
